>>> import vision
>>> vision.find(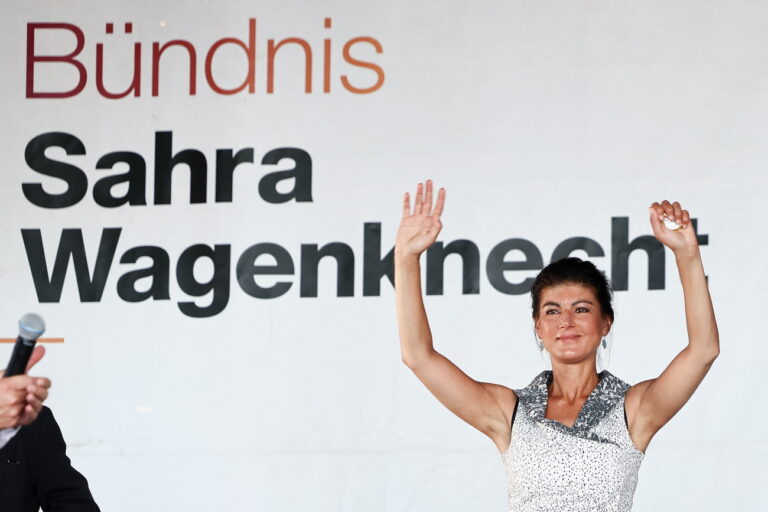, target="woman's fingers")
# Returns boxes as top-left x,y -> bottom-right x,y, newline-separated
404,181 -> 444,218
402,192 -> 411,218
660,200 -> 674,221
672,201 -> 682,224
649,202 -> 663,223
424,180 -> 433,216
656,200 -> 684,229
414,182 -> 424,215
433,187 -> 446,218
650,200 -> 693,233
